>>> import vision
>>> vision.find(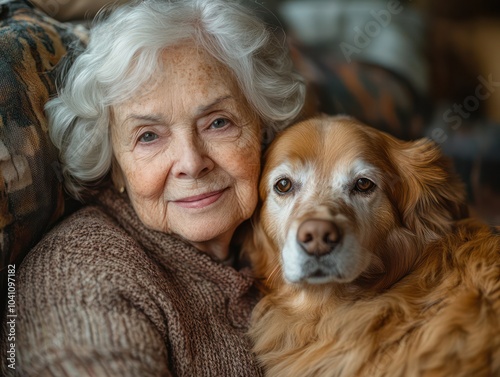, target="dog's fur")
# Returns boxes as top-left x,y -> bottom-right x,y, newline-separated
245,115 -> 500,377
